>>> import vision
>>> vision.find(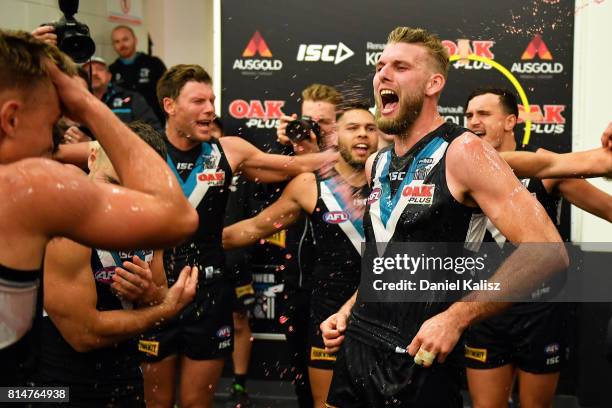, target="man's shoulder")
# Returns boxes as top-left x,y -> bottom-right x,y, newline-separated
135,53 -> 165,67
0,158 -> 80,206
